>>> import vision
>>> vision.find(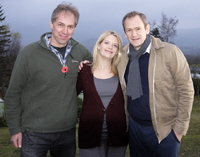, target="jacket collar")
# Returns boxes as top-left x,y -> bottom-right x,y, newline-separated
151,36 -> 165,50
